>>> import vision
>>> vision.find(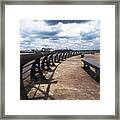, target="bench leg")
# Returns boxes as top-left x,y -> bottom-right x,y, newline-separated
95,69 -> 100,82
